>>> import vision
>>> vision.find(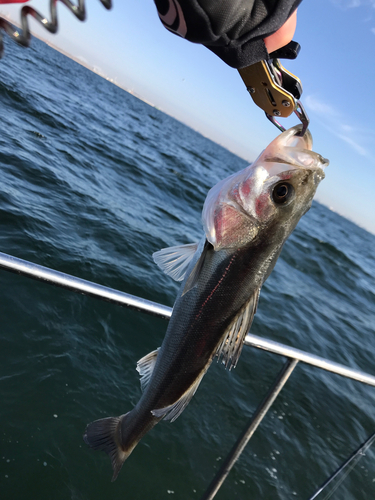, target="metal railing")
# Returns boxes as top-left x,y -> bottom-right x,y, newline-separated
1,250 -> 375,499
